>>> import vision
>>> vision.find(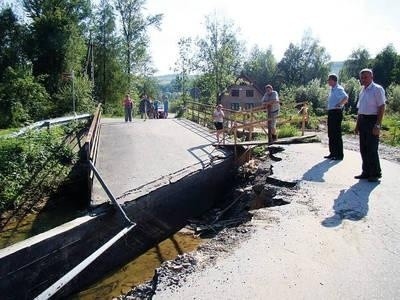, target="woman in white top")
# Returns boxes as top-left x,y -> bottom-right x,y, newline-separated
213,104 -> 225,144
